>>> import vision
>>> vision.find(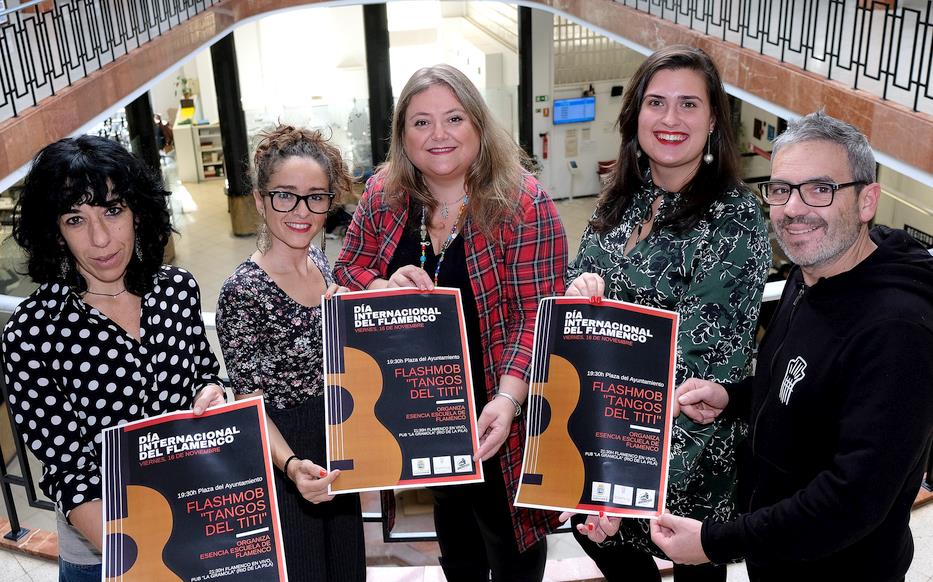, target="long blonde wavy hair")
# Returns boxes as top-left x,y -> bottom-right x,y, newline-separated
381,64 -> 525,235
